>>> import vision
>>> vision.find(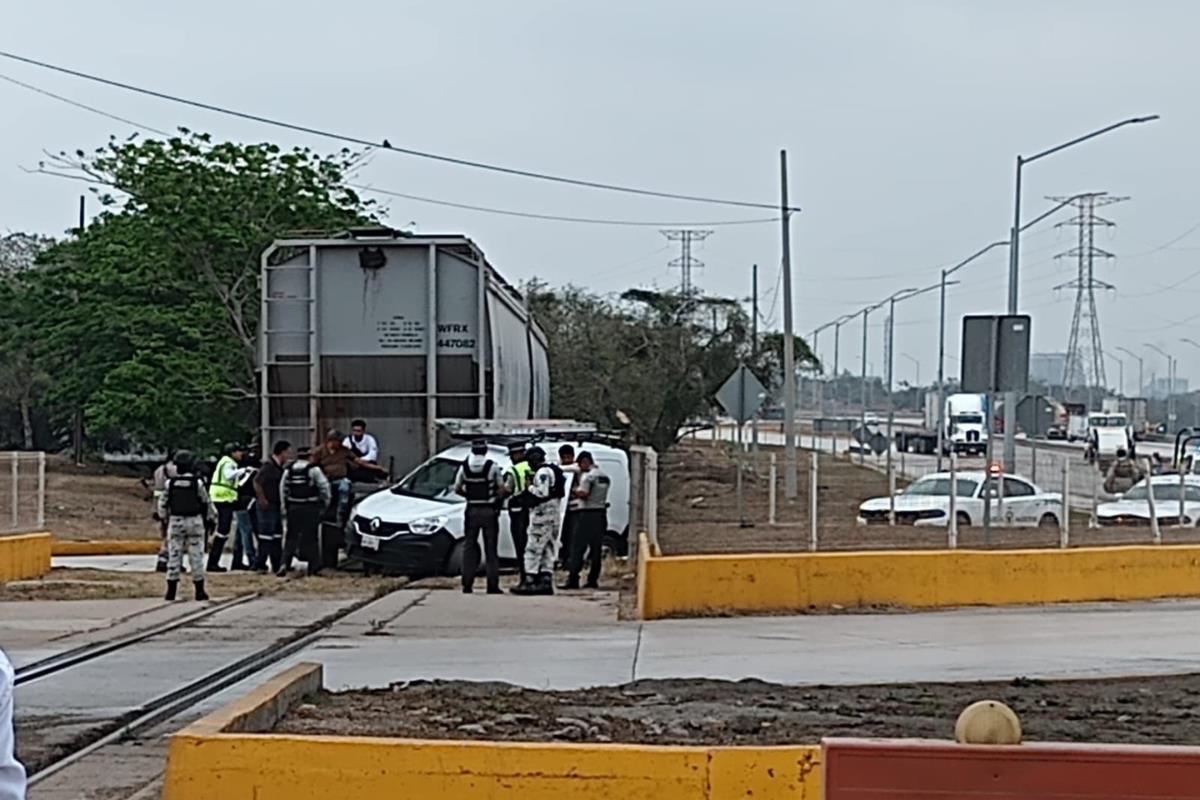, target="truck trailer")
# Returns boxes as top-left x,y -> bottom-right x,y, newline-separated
259,229 -> 550,477
894,392 -> 988,456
